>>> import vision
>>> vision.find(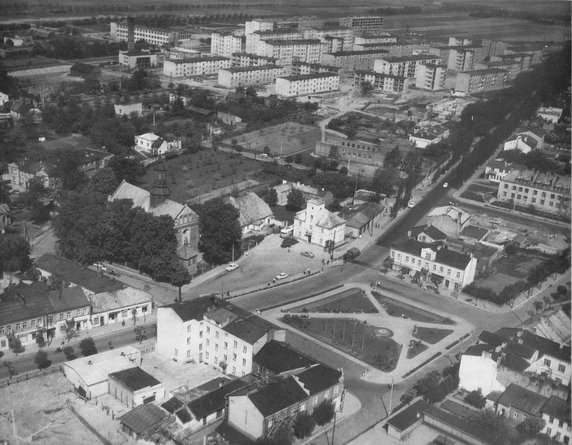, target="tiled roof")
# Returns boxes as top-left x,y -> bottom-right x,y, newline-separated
497,384 -> 547,416
296,364 -> 342,395
494,328 -> 571,363
418,225 -> 447,241
342,202 -> 384,229
0,203 -> 11,214
223,315 -> 275,345
109,367 -> 161,391
248,377 -> 308,417
0,281 -> 51,326
119,404 -> 167,435
542,396 -> 570,422
227,193 -> 273,228
188,379 -> 248,419
89,288 -> 152,314
391,239 -> 472,270
165,297 -> 217,322
161,397 -> 184,414
48,287 -> 90,312
388,399 -> 429,432
253,340 -> 315,374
